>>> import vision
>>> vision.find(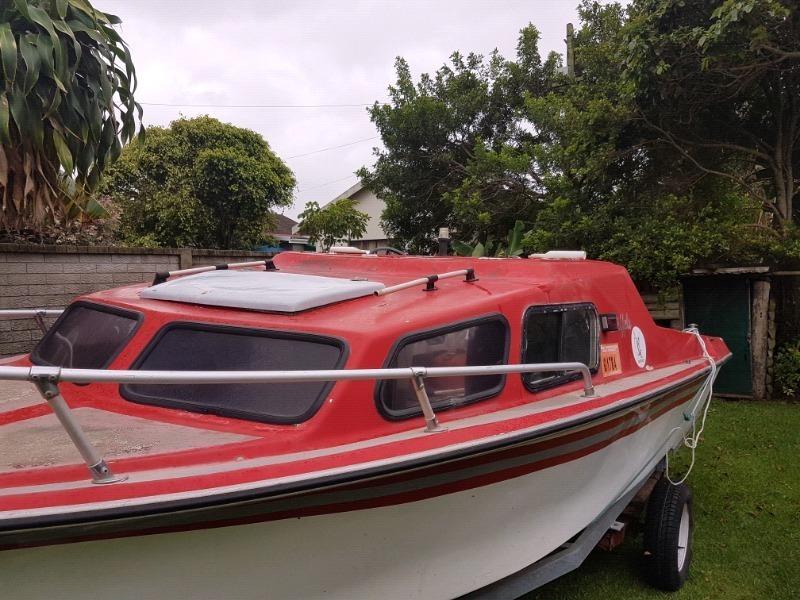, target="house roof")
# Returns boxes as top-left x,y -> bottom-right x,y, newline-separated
269,212 -> 298,235
319,181 -> 365,209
